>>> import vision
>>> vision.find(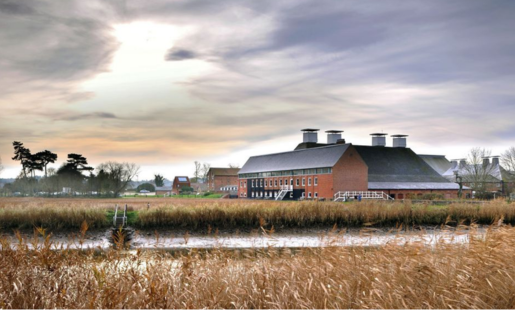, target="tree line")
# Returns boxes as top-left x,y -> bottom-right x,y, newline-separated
2,141 -> 139,197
